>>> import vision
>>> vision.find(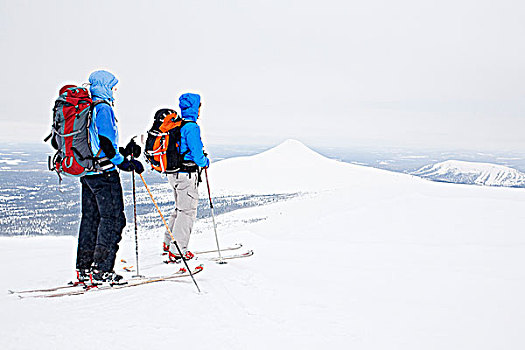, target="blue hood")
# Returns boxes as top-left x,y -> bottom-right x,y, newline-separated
89,70 -> 118,101
179,93 -> 200,121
